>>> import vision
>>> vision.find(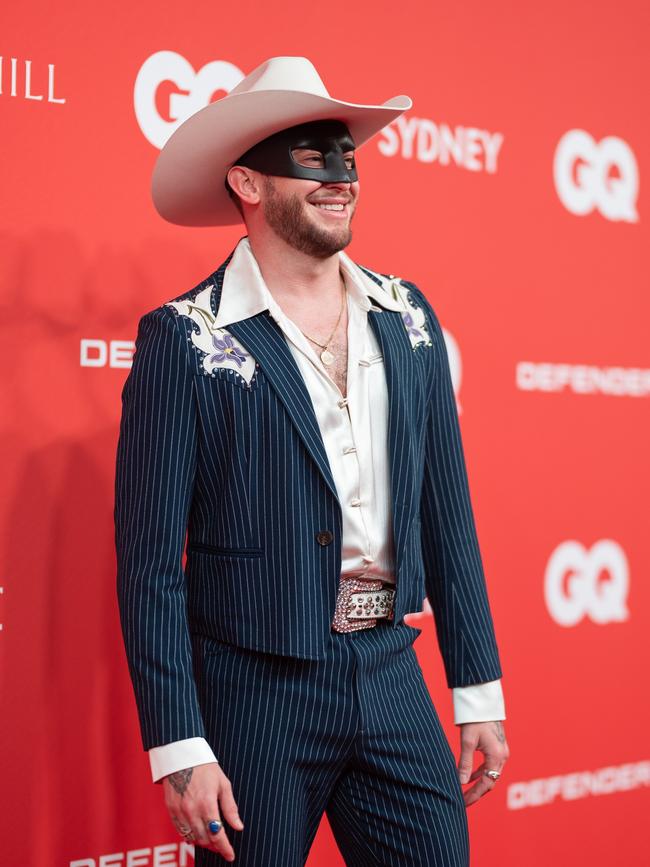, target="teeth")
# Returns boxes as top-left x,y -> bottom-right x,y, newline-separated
315,203 -> 345,210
